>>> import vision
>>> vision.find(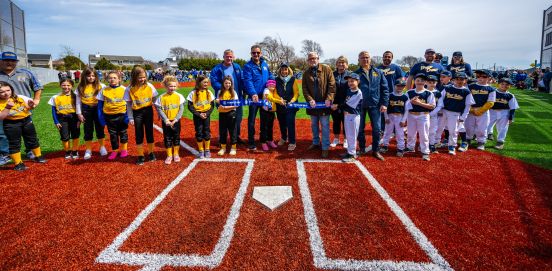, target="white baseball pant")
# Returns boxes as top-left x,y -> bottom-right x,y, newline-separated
344,113 -> 360,156
407,112 -> 430,154
382,113 -> 405,150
